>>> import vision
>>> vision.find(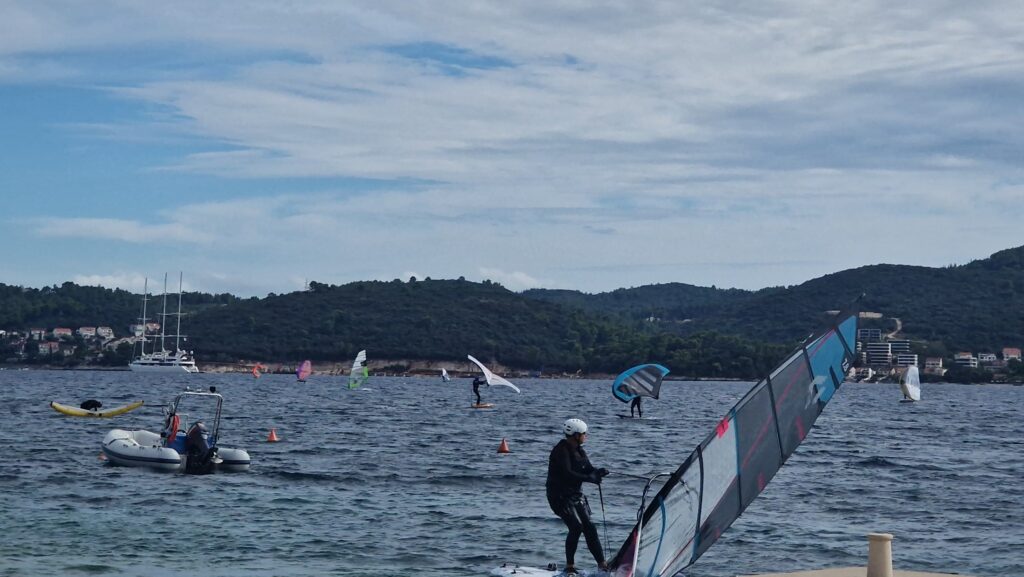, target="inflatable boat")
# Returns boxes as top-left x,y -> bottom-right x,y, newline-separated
51,400 -> 144,418
102,388 -> 250,474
